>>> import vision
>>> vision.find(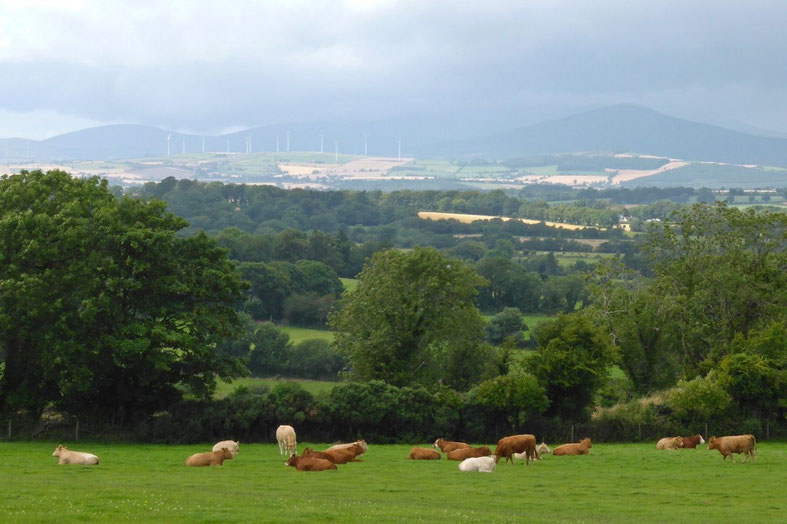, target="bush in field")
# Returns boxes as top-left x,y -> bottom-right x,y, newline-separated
472,373 -> 548,431
667,376 -> 732,424
486,307 -> 527,346
285,339 -> 346,380
247,324 -> 292,376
